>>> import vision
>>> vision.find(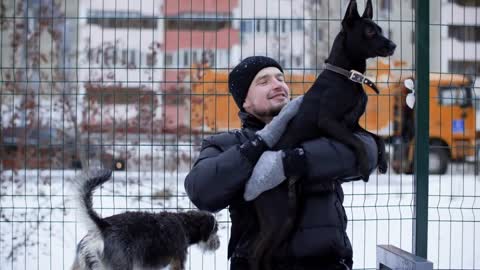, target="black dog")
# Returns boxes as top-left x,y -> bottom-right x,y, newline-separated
71,170 -> 220,270
252,1 -> 395,269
